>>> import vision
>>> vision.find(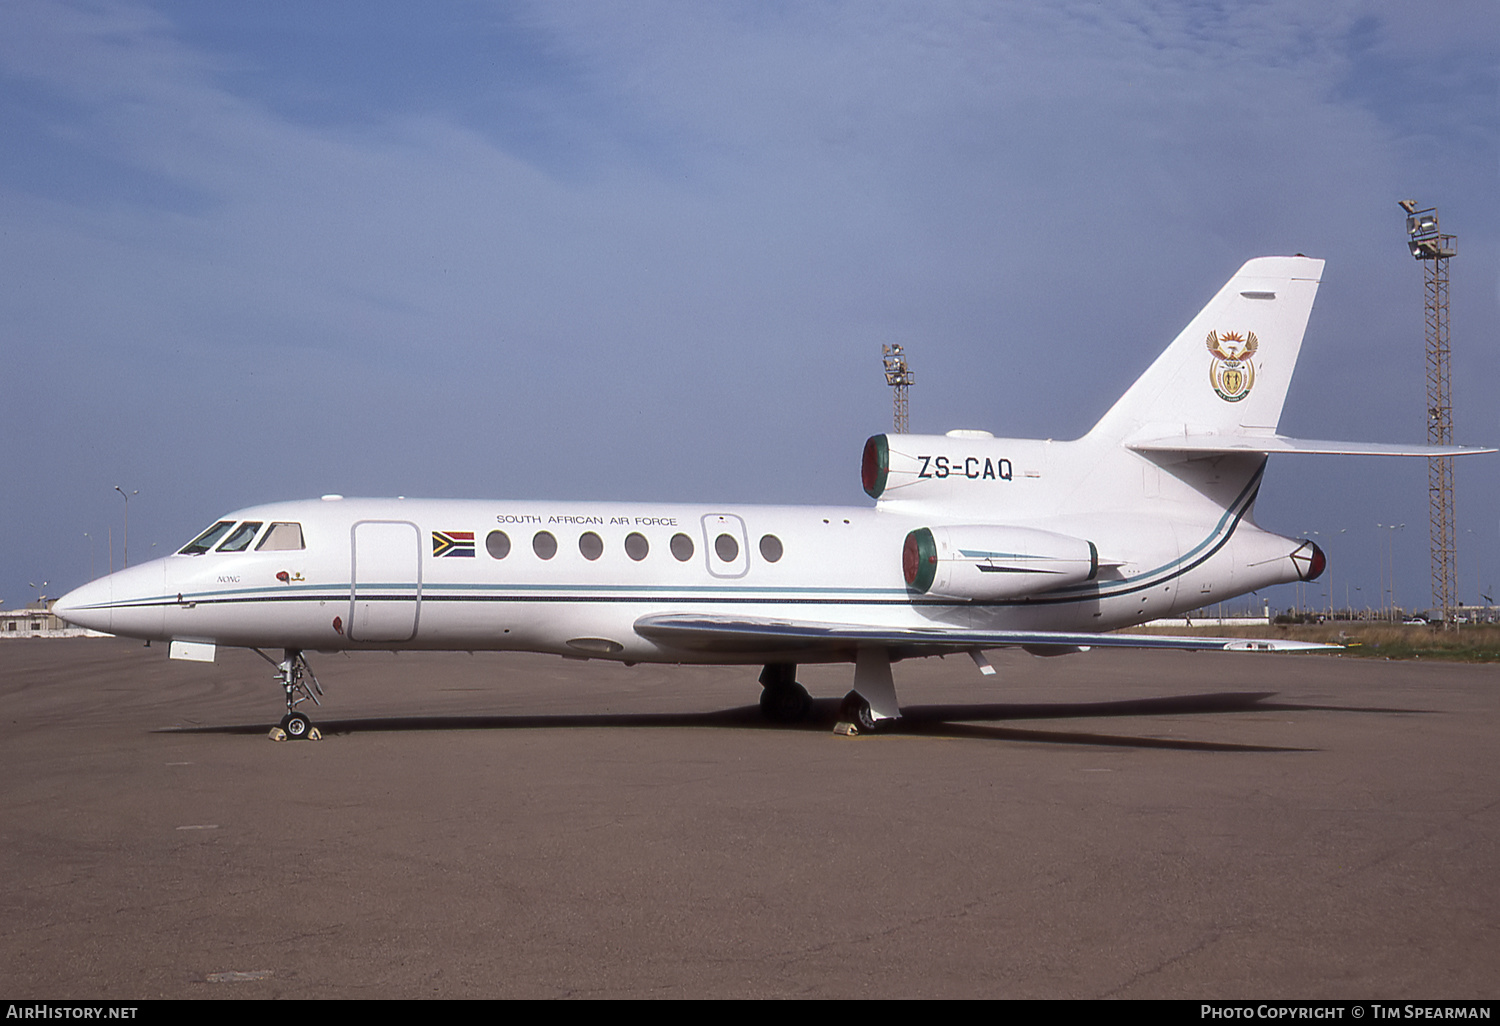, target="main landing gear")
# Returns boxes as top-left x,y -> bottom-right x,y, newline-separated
839,690 -> 879,734
757,661 -> 888,734
758,663 -> 811,724
253,648 -> 324,740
